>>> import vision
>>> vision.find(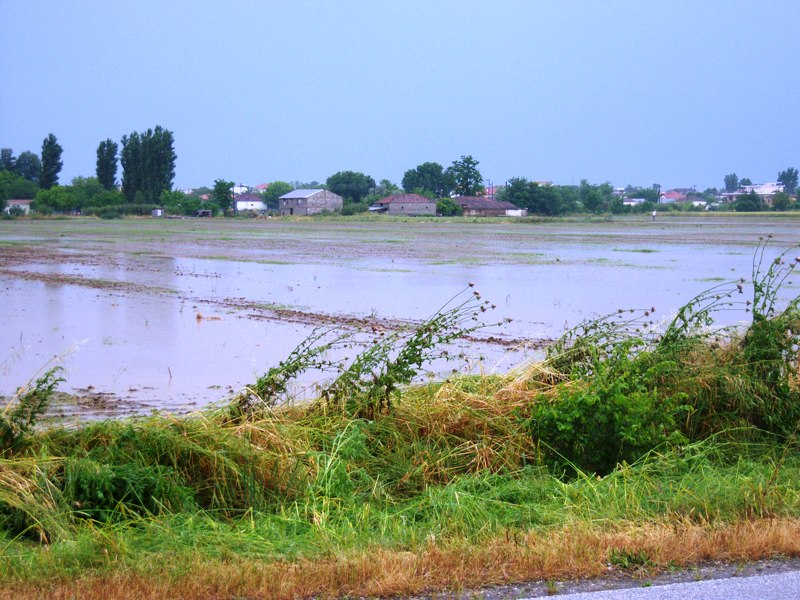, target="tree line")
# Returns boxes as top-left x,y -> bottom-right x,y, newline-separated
2,133 -> 798,217
1,127 -> 176,216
